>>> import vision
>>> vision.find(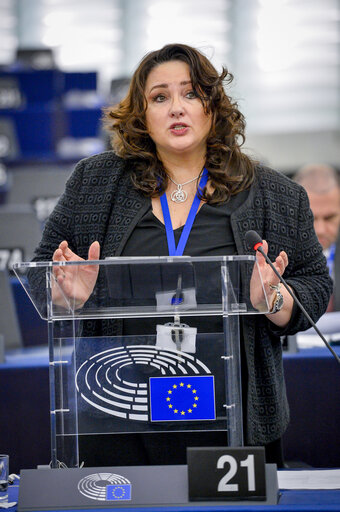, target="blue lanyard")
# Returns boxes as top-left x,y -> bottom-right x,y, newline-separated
327,243 -> 336,277
160,168 -> 209,256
